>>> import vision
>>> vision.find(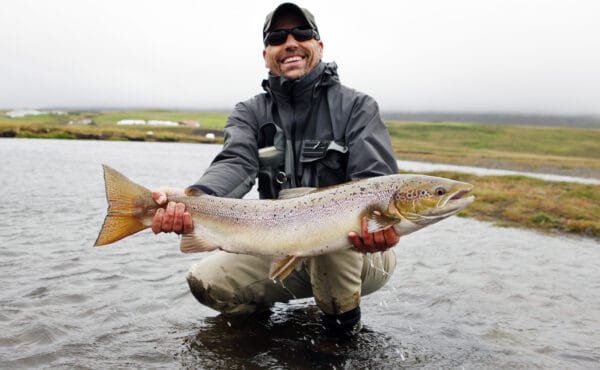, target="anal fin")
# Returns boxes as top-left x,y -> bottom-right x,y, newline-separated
269,256 -> 300,281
